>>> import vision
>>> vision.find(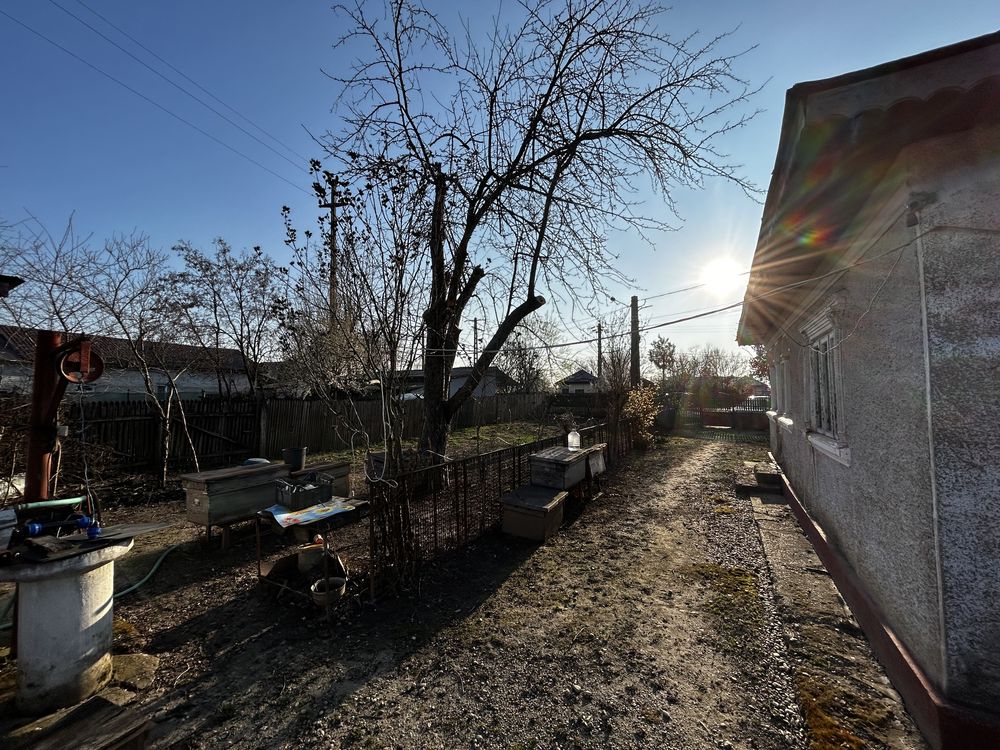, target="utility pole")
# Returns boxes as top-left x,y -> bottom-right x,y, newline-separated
319,173 -> 349,331
473,318 -> 479,367
596,321 -> 603,382
630,295 -> 640,389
